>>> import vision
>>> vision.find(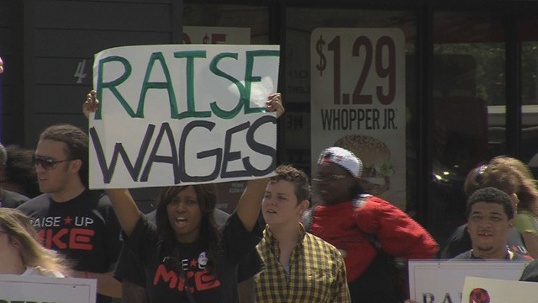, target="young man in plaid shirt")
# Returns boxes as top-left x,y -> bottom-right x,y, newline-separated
255,164 -> 351,303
